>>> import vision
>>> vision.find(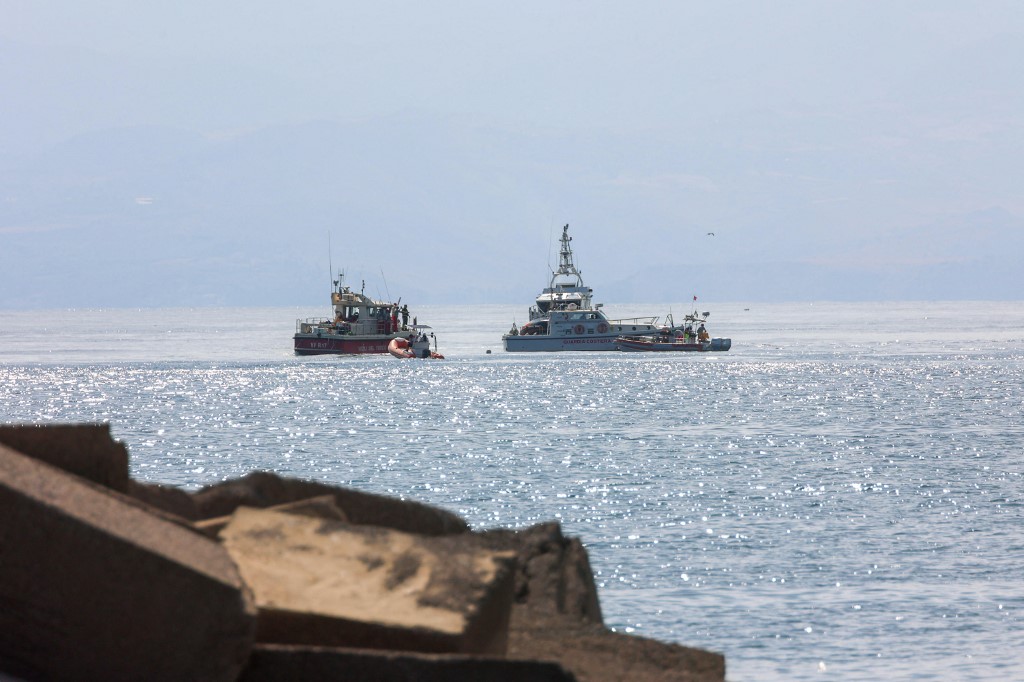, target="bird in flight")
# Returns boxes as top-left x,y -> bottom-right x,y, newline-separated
706,232 -> 715,236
